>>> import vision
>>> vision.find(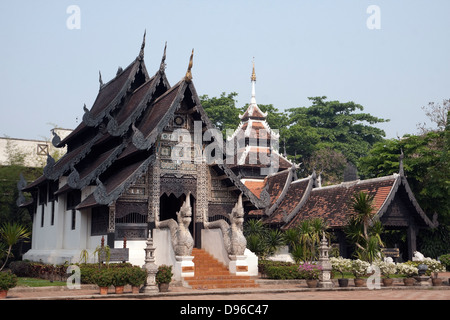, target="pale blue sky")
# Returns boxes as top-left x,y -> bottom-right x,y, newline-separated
1,1 -> 449,140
